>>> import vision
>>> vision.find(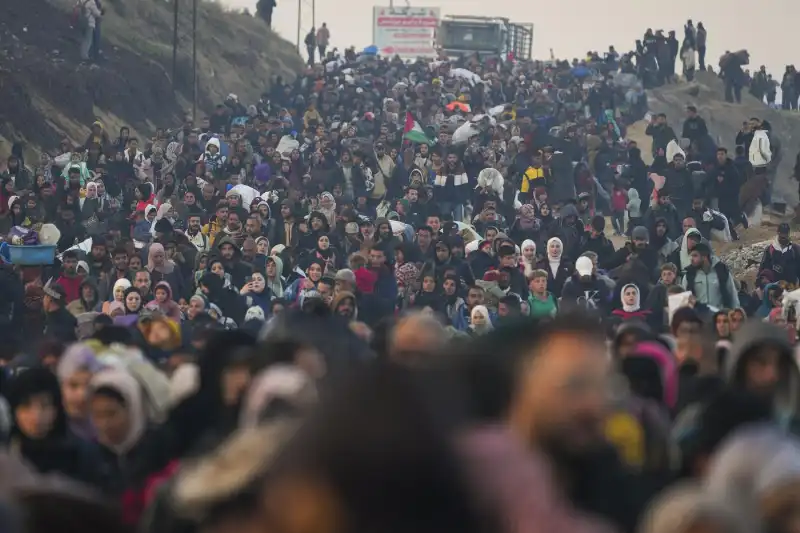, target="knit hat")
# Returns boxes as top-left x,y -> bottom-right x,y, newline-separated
335,268 -> 356,286
345,222 -> 359,235
631,226 -> 649,241
154,217 -> 173,234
